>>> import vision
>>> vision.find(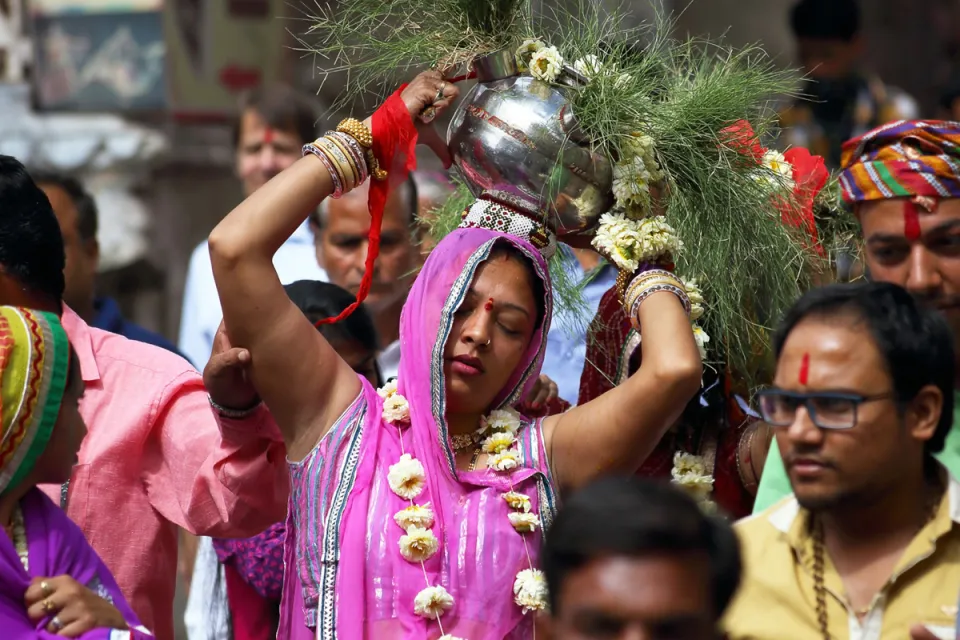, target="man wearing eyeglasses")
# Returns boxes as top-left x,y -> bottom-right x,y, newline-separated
723,282 -> 960,640
755,121 -> 960,517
